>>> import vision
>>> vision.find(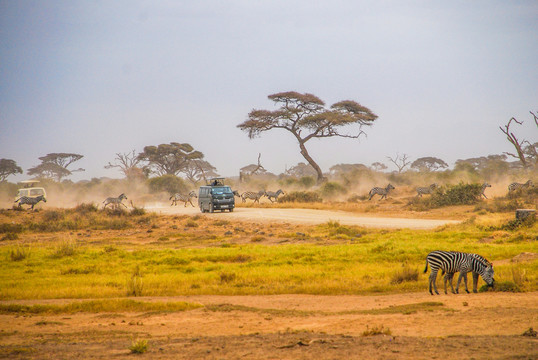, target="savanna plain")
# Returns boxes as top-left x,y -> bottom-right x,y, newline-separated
0,185 -> 537,359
